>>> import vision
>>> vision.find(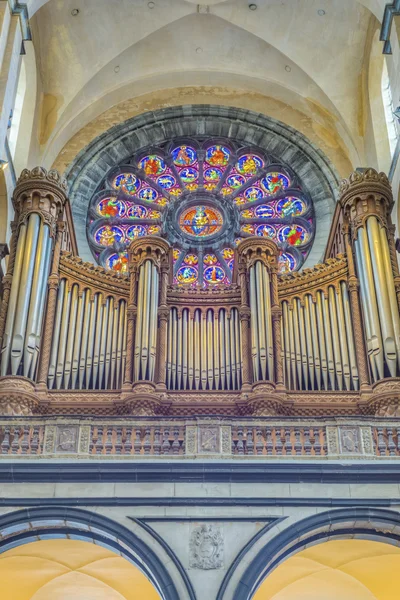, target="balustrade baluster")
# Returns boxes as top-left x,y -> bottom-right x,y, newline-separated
95,426 -> 104,454
31,426 -> 40,455
396,428 -> 400,455
172,427 -> 180,455
105,427 -> 113,454
246,428 -> 254,455
115,427 -> 123,455
11,426 -> 20,454
154,427 -> 161,455
231,426 -> 237,454
376,427 -> 387,456
387,428 -> 396,456
124,427 -> 133,455
162,428 -> 171,454
303,427 -> 311,455
275,427 -> 283,456
237,426 -> 244,455
255,428 -> 264,455
284,428 -> 292,456
20,426 -> 30,455
144,428 -> 152,455
1,426 -> 10,454
294,427 -> 302,455
265,427 -> 273,455
309,429 -> 316,455
134,428 -> 142,454
313,428 -> 322,455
